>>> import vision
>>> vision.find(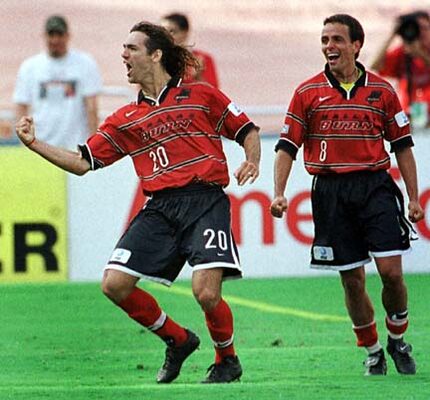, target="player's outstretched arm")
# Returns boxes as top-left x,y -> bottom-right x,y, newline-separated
16,116 -> 91,176
234,128 -> 261,186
